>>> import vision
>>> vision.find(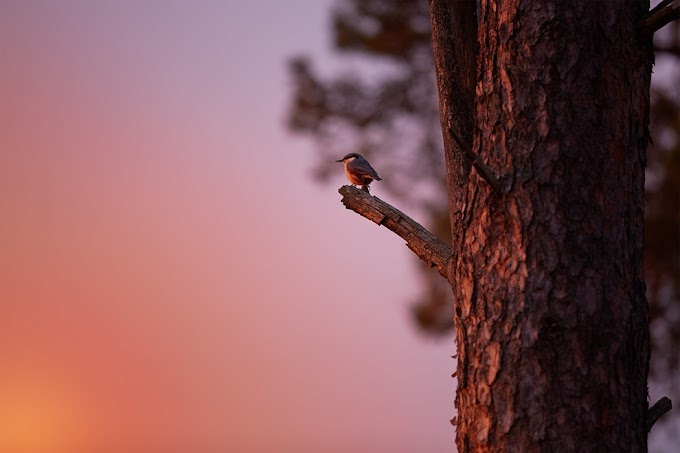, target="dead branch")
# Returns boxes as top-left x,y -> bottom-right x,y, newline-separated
338,185 -> 452,280
647,396 -> 672,432
638,1 -> 680,36
448,127 -> 503,193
